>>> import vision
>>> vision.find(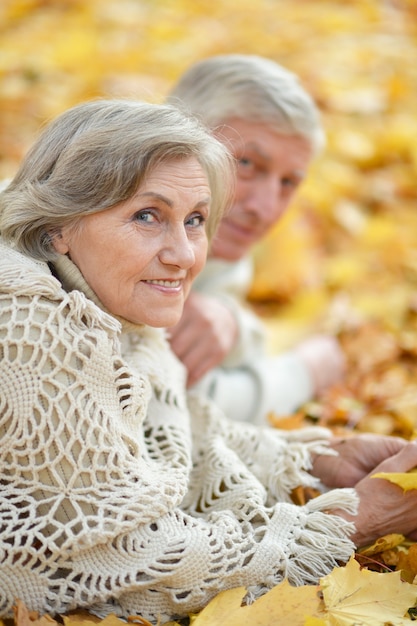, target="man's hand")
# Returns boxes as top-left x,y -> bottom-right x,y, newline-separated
328,441 -> 417,547
169,292 -> 238,387
311,433 -> 410,488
